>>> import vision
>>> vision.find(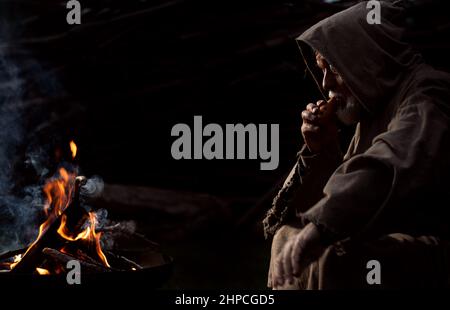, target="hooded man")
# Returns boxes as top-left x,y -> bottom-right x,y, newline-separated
263,1 -> 450,289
